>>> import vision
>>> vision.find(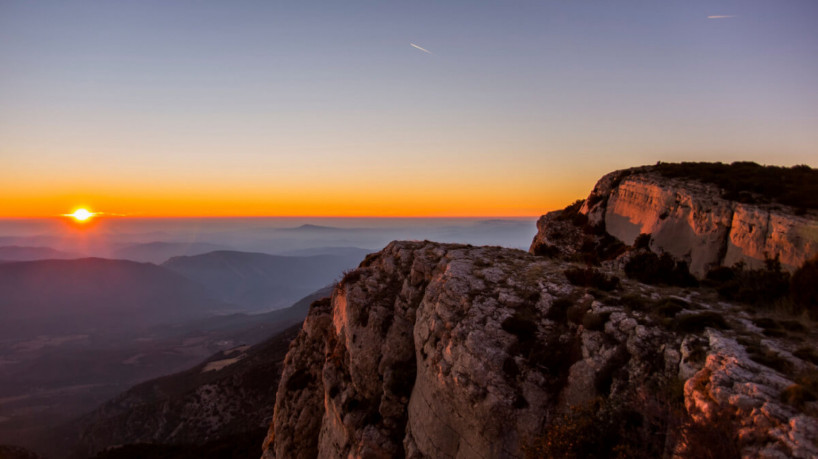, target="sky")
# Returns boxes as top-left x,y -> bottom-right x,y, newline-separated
2,0 -> 817,217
